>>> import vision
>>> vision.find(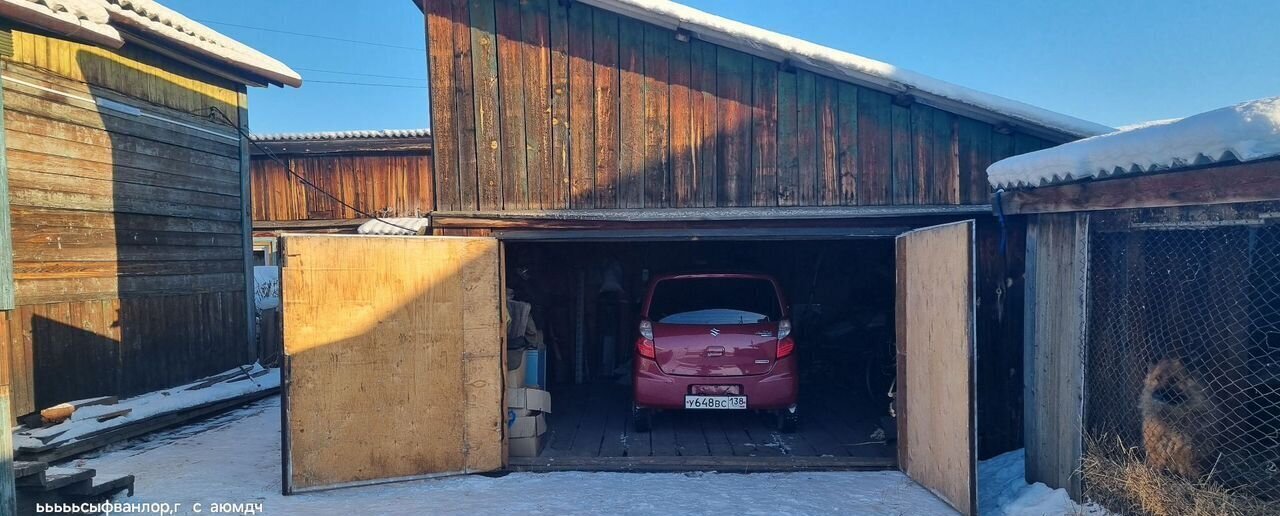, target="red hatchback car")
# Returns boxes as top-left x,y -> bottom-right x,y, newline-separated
632,273 -> 799,432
